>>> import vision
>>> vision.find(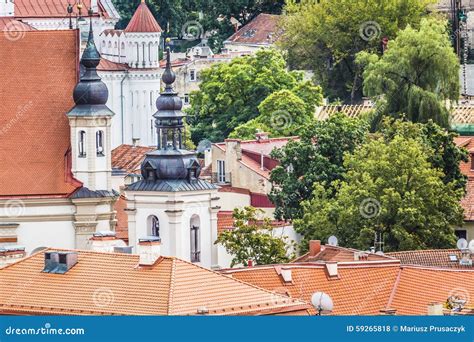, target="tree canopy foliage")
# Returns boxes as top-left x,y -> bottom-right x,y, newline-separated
215,207 -> 292,267
278,0 -> 435,102
188,49 -> 321,143
294,119 -> 465,252
357,18 -> 460,128
269,113 -> 369,221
